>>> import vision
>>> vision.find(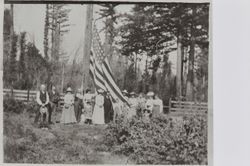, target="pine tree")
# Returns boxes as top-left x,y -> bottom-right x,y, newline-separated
117,3 -> 209,99
44,4 -> 71,89
8,33 -> 18,88
48,4 -> 70,61
3,8 -> 12,87
18,32 -> 26,87
44,4 -> 49,60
